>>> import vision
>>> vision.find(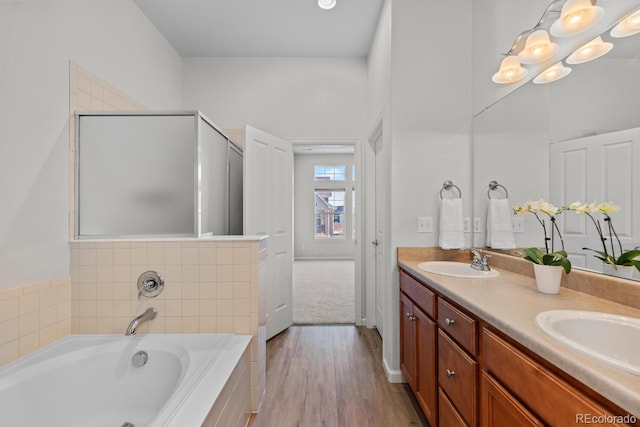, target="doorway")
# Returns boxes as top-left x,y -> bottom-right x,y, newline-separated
291,143 -> 360,325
